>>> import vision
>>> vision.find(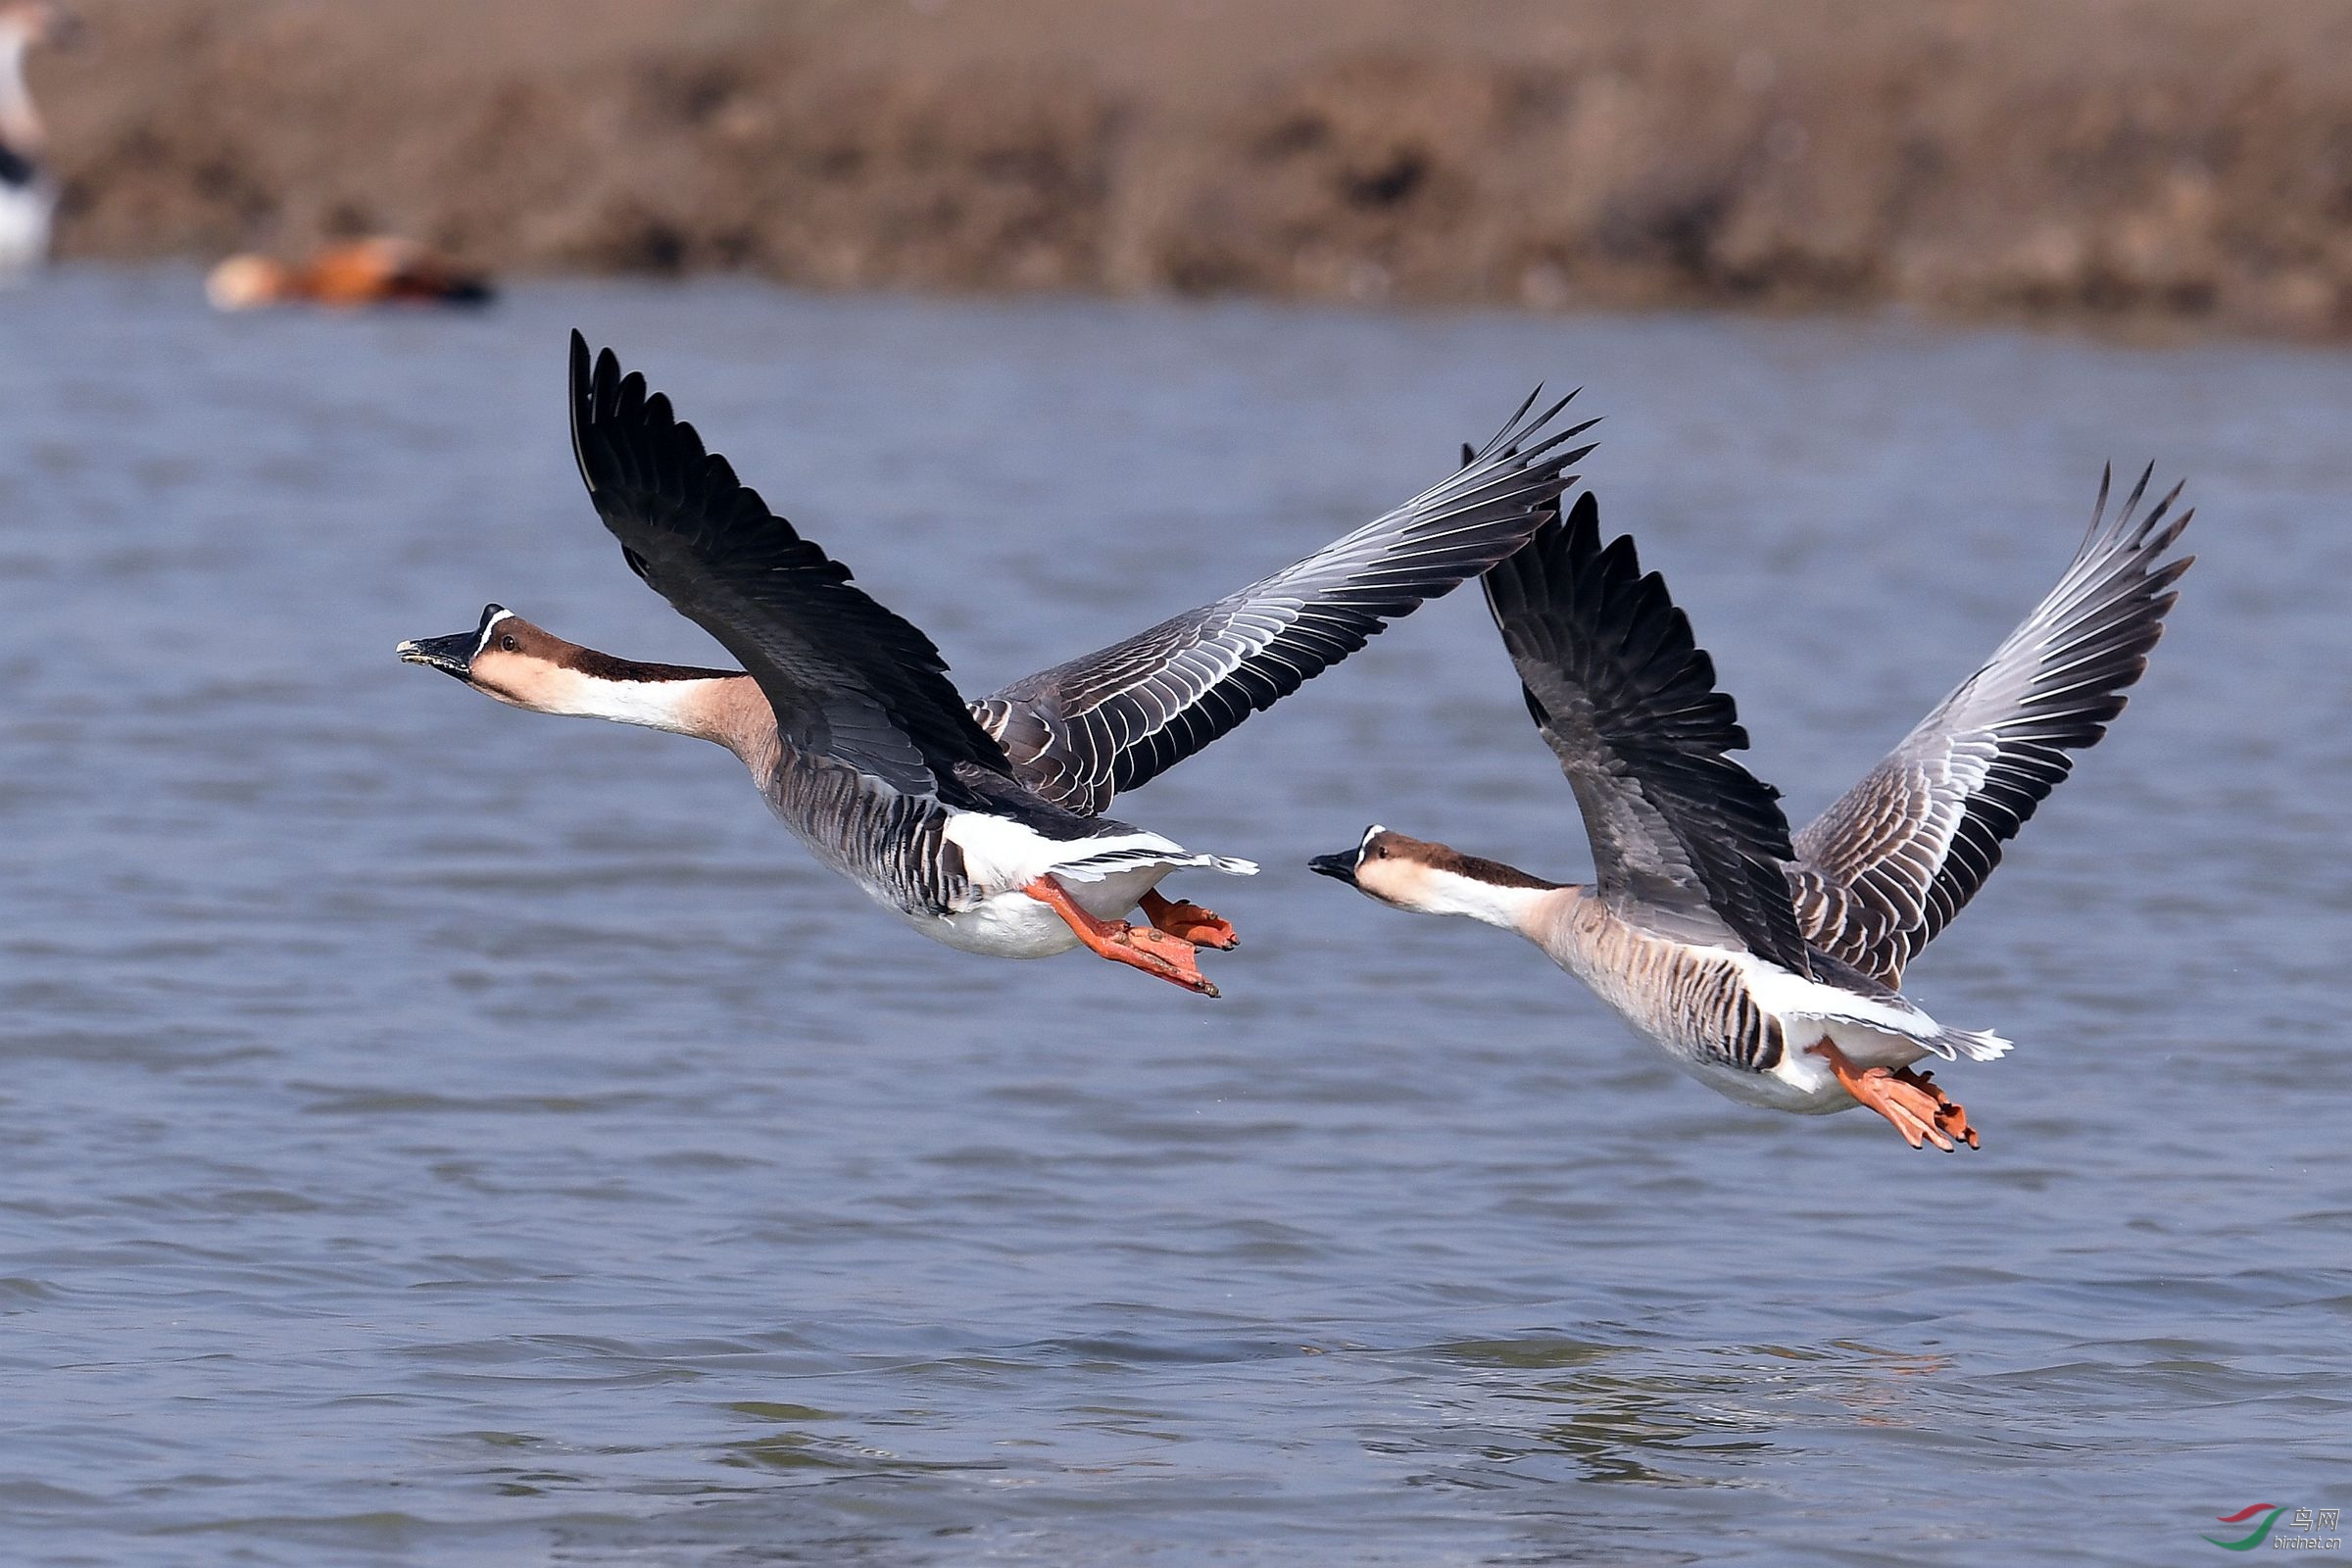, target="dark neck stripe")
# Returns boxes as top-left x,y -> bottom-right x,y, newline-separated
563,648 -> 742,683
1427,847 -> 1561,890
